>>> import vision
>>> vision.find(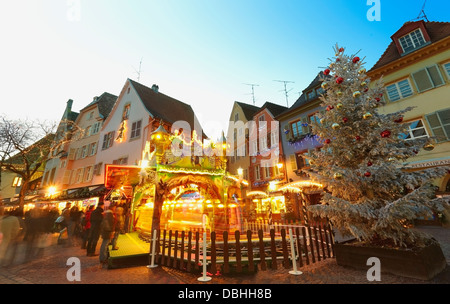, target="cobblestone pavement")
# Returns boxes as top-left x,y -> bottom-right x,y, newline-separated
1,226 -> 449,285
